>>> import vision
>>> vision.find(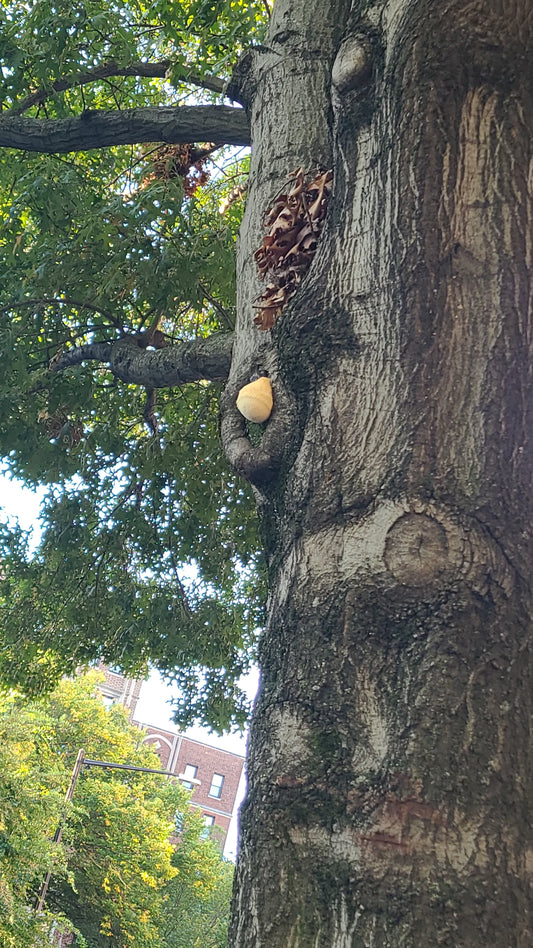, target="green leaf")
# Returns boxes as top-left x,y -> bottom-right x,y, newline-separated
0,0 -> 259,729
